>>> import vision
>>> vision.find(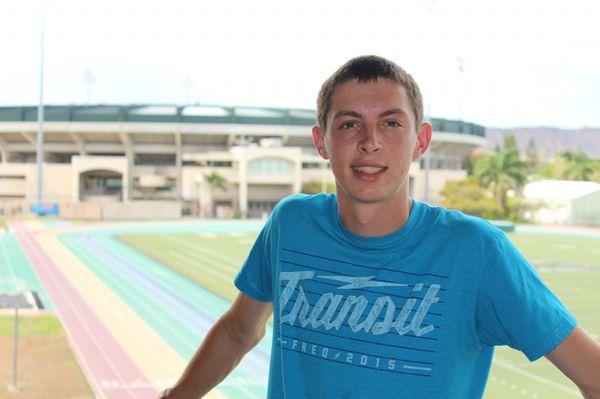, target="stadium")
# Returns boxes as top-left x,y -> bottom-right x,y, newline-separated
0,104 -> 485,218
1,105 -> 598,398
